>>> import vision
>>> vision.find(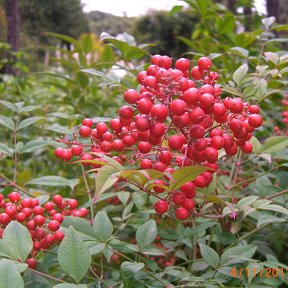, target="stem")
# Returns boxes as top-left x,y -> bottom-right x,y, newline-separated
90,267 -> 110,287
13,115 -> 20,183
265,189 -> 288,200
81,165 -> 94,221
28,268 -> 66,283
0,172 -> 35,197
